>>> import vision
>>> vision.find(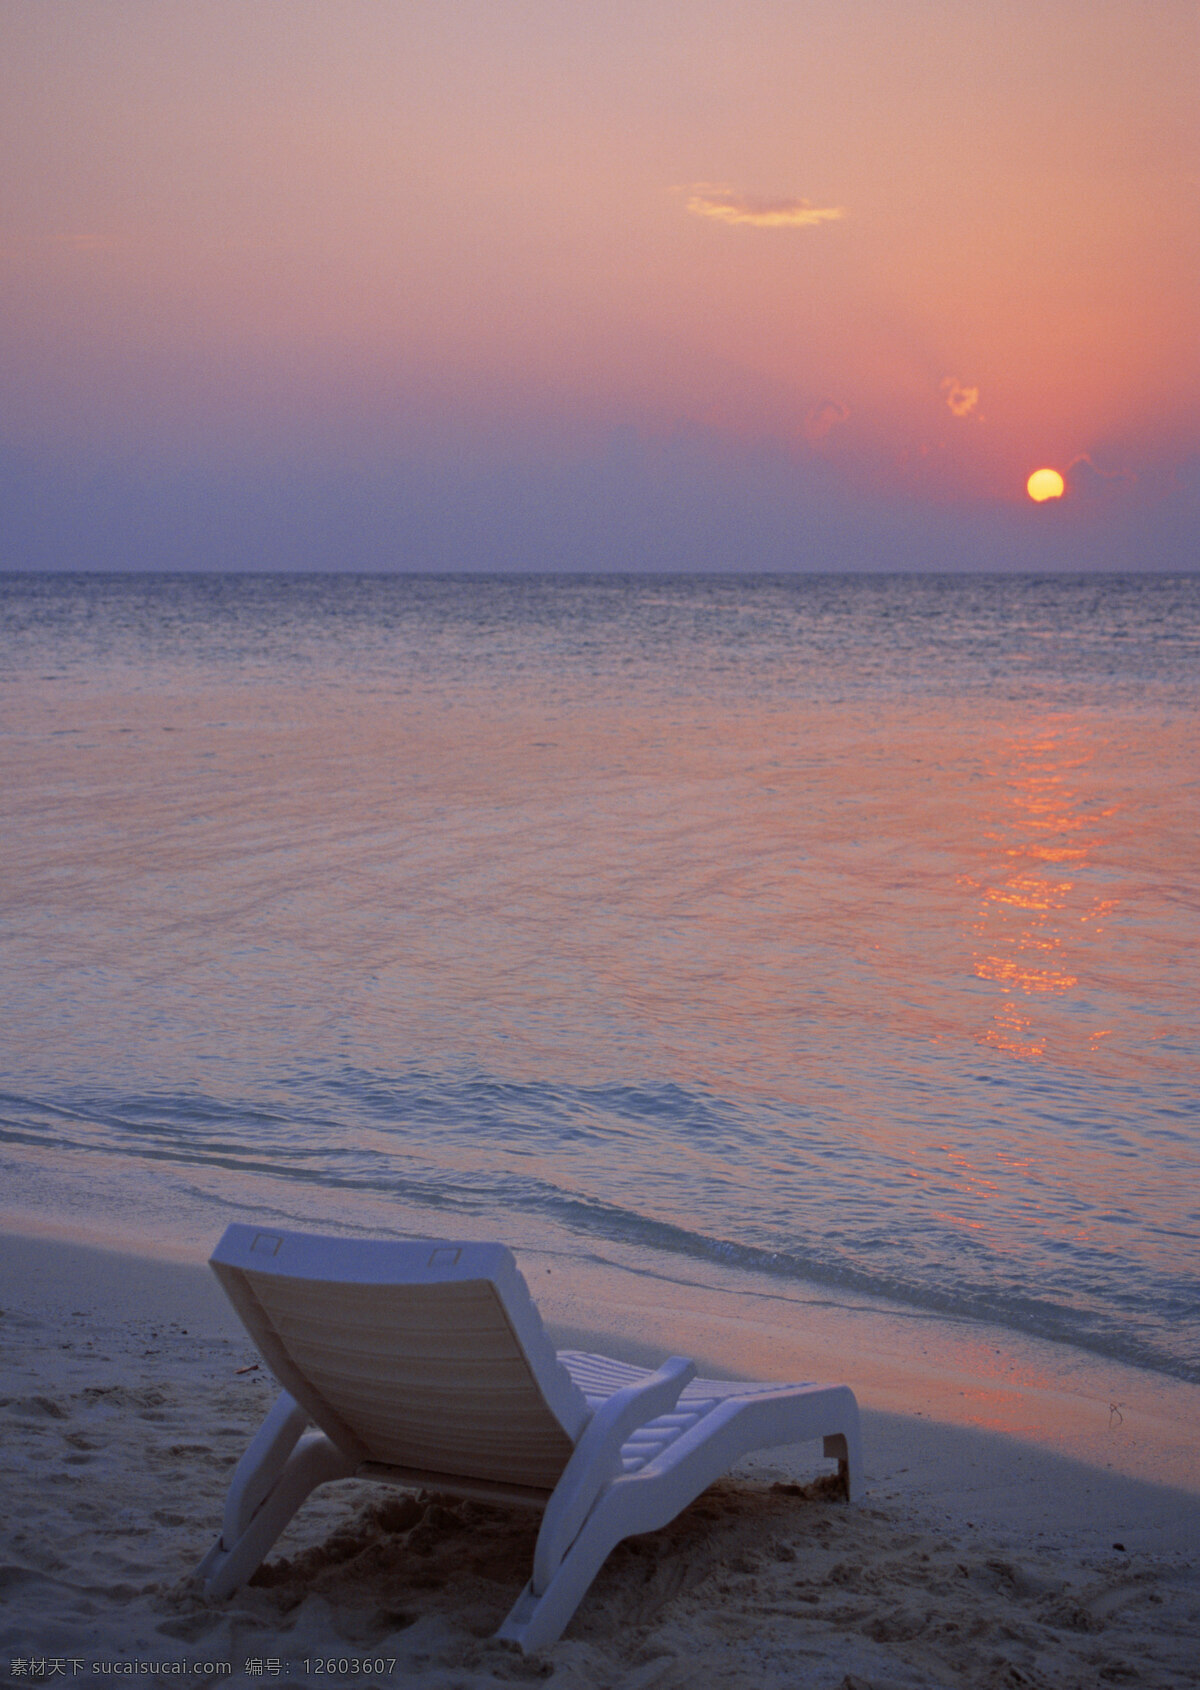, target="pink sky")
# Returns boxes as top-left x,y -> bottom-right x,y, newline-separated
2,0 -> 1197,569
